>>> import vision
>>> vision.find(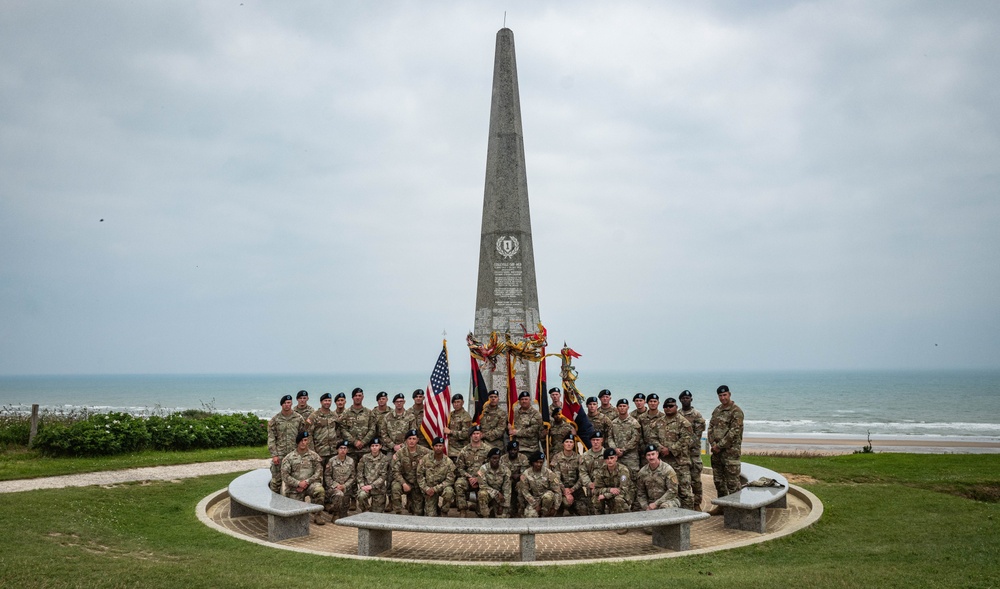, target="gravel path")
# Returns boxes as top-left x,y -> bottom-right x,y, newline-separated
0,459 -> 269,494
